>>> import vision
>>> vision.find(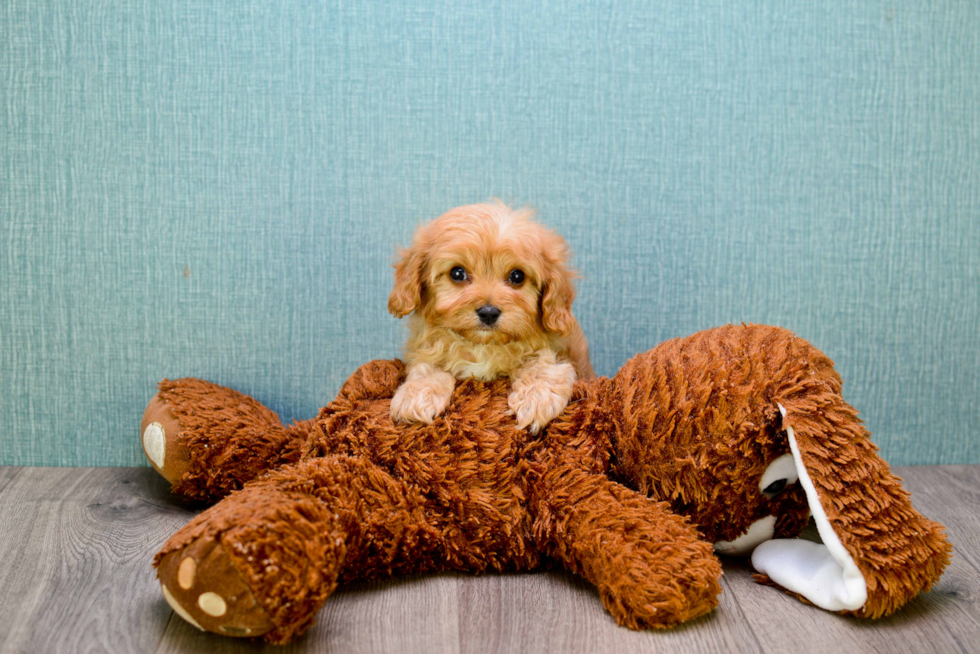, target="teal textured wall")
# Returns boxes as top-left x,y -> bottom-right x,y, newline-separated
2,1 -> 978,467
